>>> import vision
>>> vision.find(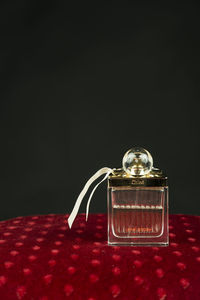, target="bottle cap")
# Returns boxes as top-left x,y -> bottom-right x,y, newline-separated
122,147 -> 153,176
109,147 -> 167,187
